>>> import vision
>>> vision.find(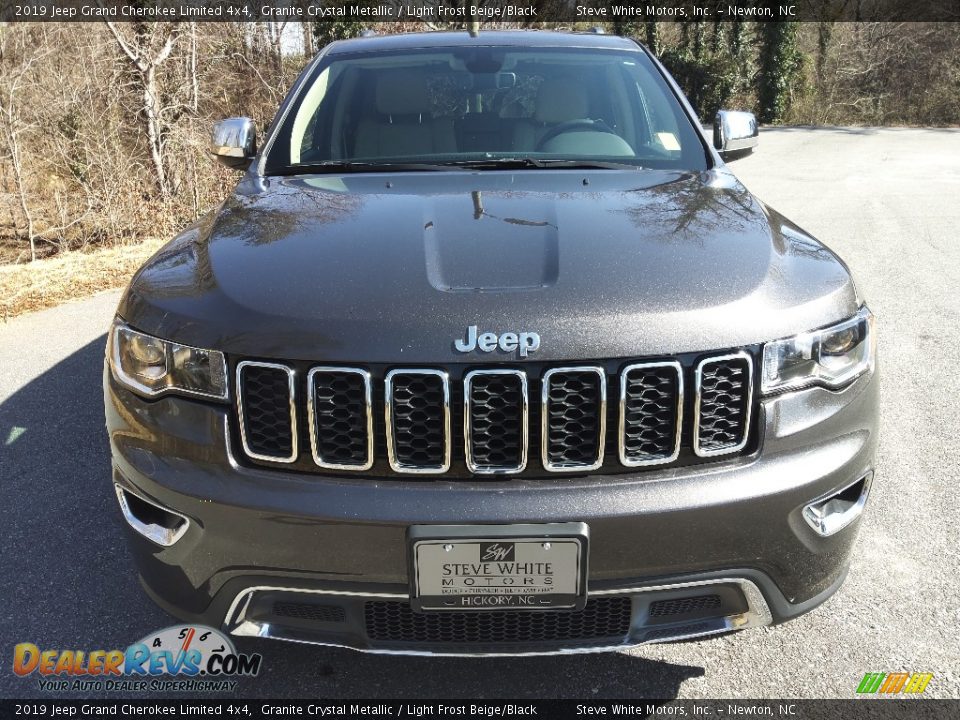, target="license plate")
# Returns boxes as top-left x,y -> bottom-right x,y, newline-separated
408,523 -> 589,612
